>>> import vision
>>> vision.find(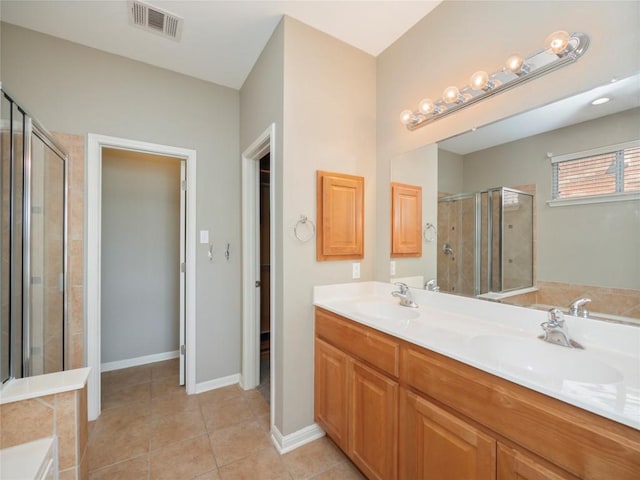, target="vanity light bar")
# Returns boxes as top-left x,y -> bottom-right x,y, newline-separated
401,31 -> 590,131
